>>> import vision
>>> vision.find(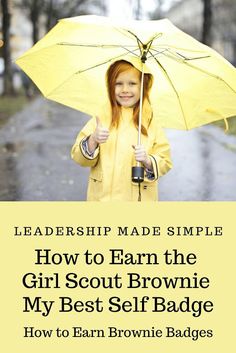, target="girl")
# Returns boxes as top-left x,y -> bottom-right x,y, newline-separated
71,60 -> 172,201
